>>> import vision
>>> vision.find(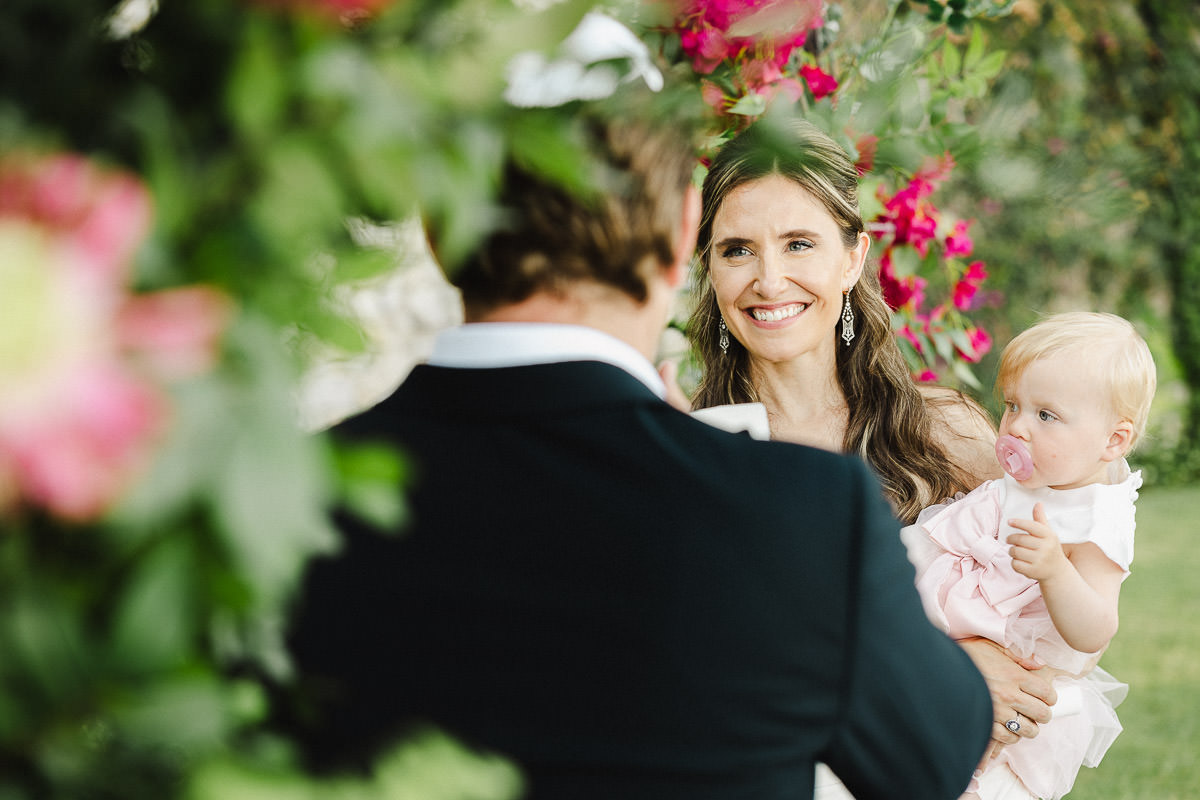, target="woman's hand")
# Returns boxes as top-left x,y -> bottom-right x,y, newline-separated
657,360 -> 691,412
957,637 -> 1058,762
